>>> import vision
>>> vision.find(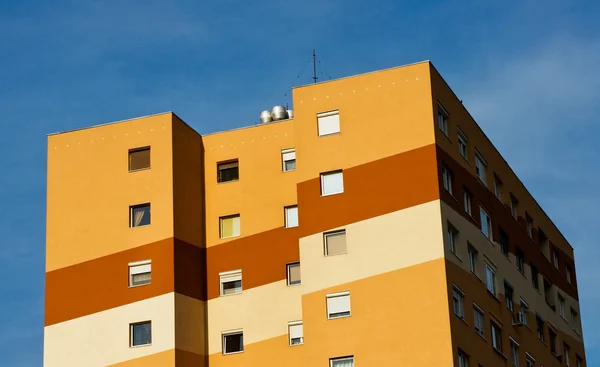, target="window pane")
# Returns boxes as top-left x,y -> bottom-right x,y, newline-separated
327,293 -> 351,318
129,148 -> 150,171
285,206 -> 299,228
130,204 -> 150,227
223,333 -> 243,354
289,323 -> 303,345
287,263 -> 301,285
318,111 -> 340,136
218,161 -> 239,183
220,215 -> 240,238
321,171 -> 344,196
331,357 -> 354,367
325,230 -> 347,255
282,149 -> 296,172
131,272 -> 151,286
131,322 -> 151,346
